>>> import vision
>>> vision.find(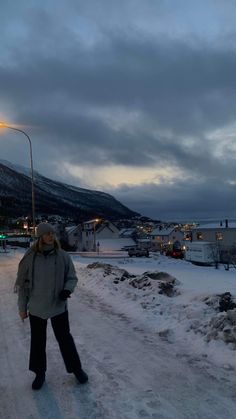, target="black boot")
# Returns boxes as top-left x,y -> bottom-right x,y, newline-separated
32,373 -> 45,390
74,369 -> 88,384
